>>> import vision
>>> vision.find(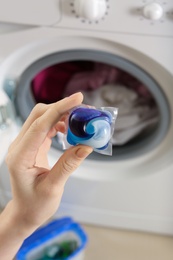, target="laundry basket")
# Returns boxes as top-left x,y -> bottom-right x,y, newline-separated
16,217 -> 88,260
